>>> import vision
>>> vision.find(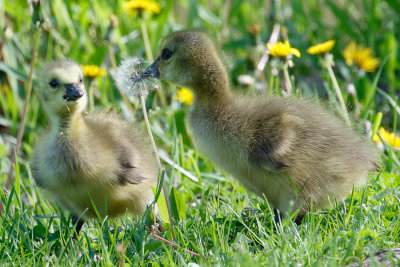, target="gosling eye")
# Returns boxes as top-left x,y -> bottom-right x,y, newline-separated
49,79 -> 59,89
161,48 -> 173,60
79,76 -> 83,83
